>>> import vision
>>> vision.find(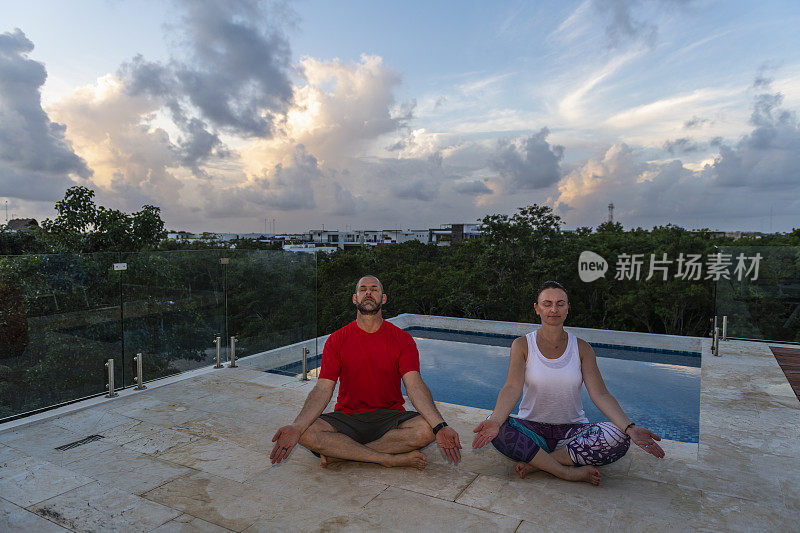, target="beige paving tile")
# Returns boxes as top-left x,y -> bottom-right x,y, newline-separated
155,437 -> 271,483
326,453 -> 479,501
0,496 -> 71,532
126,401 -> 211,427
29,480 -> 180,532
98,418 -> 169,446
171,406 -> 295,452
240,481 -> 390,532
123,427 -> 202,455
608,481 -> 701,531
0,421 -> 114,466
192,377 -> 276,399
445,446 -> 519,478
697,442 -> 753,472
65,444 -> 195,495
142,471 -> 263,532
251,460 -> 390,510
136,380 -> 216,403
359,486 -> 520,532
685,462 -> 784,503
746,452 -> 800,491
105,395 -> 164,415
456,473 -> 615,529
780,478 -> 799,513
150,512 -> 235,533
242,509 -> 380,532
49,409 -> 132,435
224,369 -> 296,388
0,443 -> 28,463
627,450 -> 700,488
0,456 -> 94,507
698,490 -> 796,532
